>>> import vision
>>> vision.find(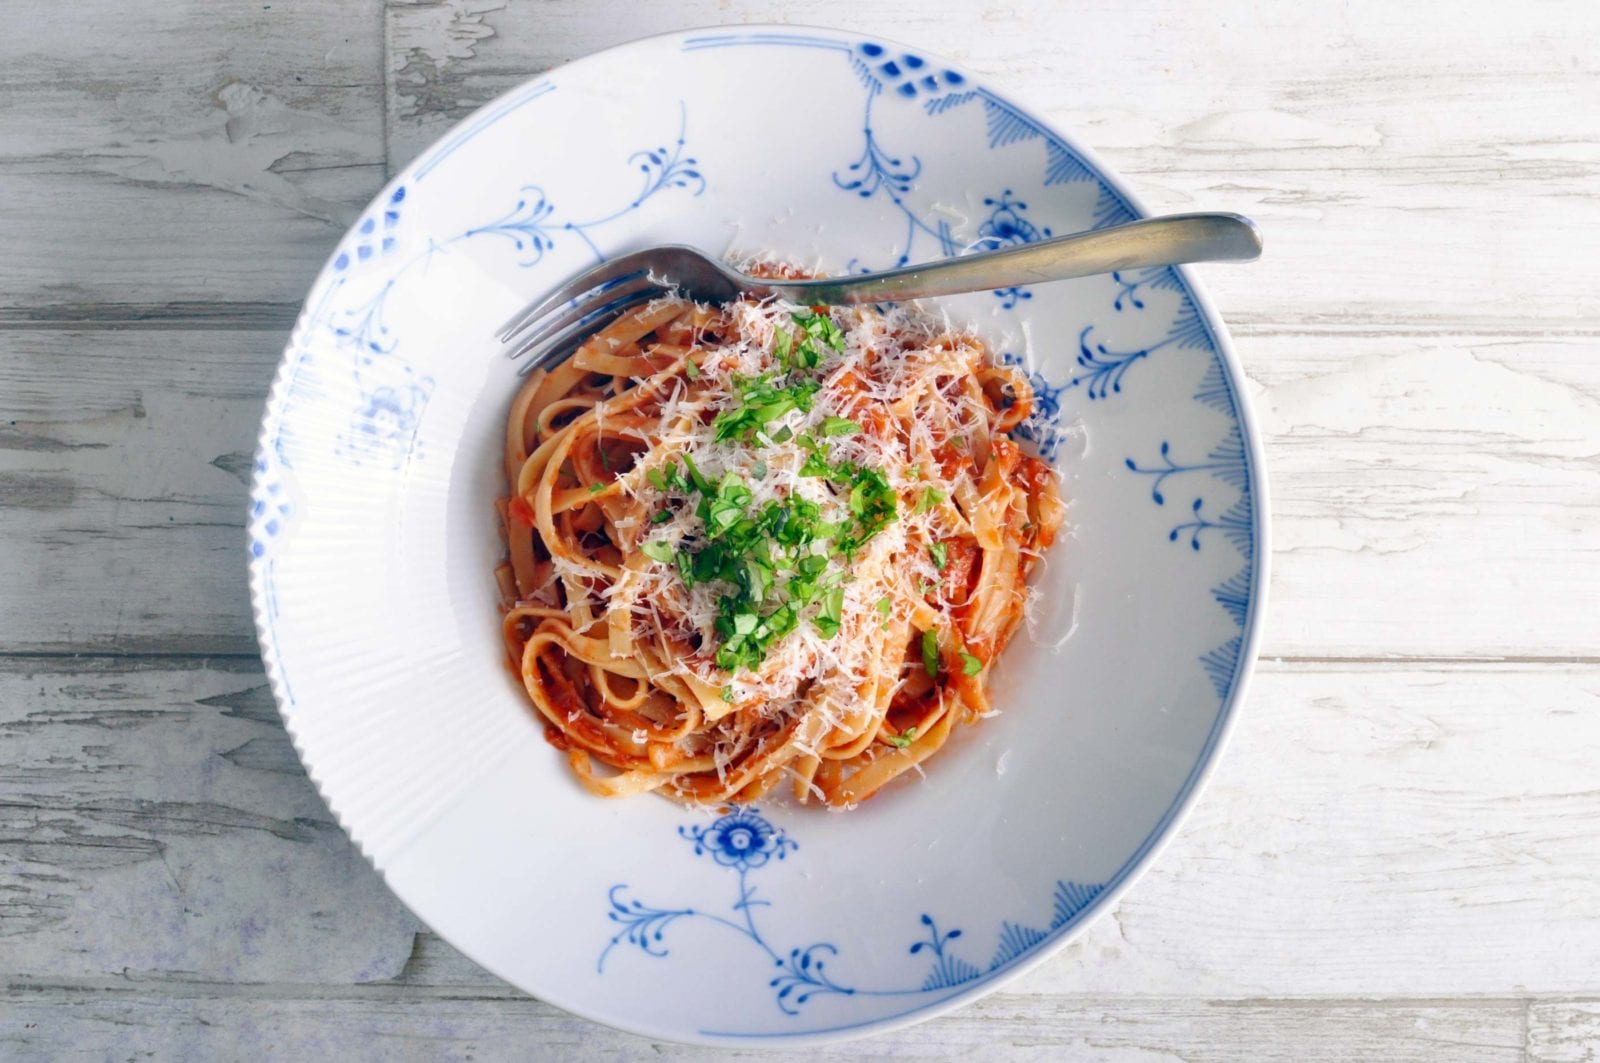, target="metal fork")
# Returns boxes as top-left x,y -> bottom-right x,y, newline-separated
497,212 -> 1261,373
